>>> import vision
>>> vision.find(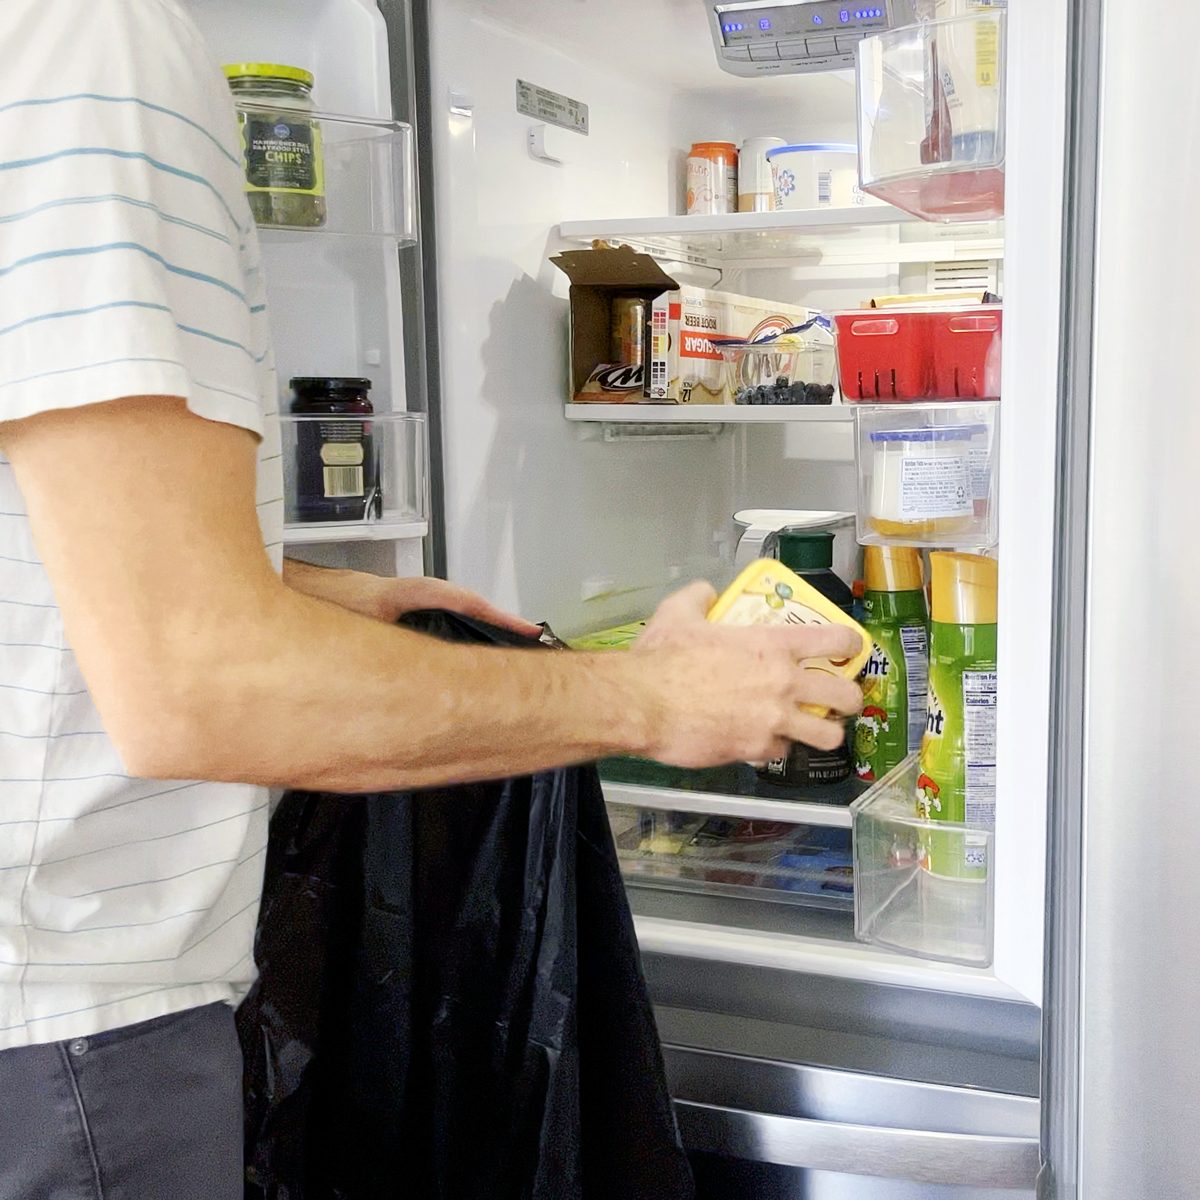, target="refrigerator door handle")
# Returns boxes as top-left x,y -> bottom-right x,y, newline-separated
675,1099 -> 1040,1190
